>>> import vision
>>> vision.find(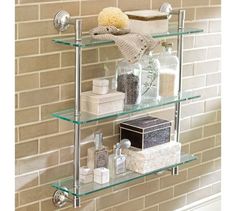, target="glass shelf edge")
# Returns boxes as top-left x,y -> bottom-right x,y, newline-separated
51,153 -> 197,197
52,27 -> 204,48
51,92 -> 201,125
